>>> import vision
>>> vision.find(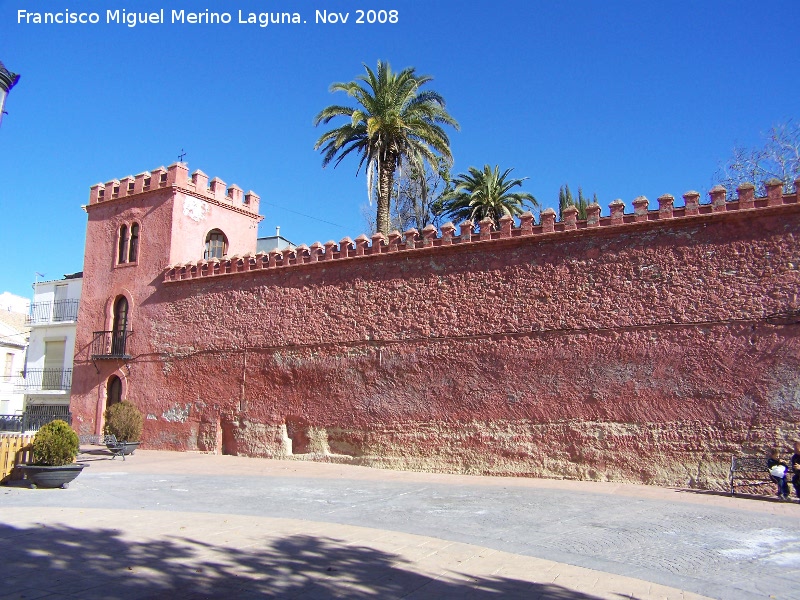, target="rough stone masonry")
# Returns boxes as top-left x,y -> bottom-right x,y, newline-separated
70,165 -> 800,490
